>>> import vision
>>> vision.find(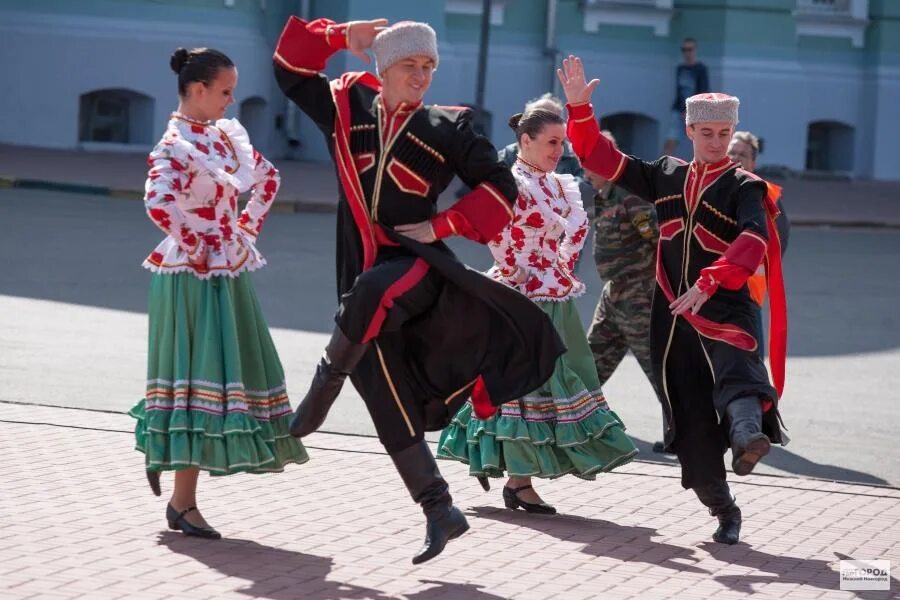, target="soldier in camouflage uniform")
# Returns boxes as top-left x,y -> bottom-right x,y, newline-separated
585,131 -> 665,448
